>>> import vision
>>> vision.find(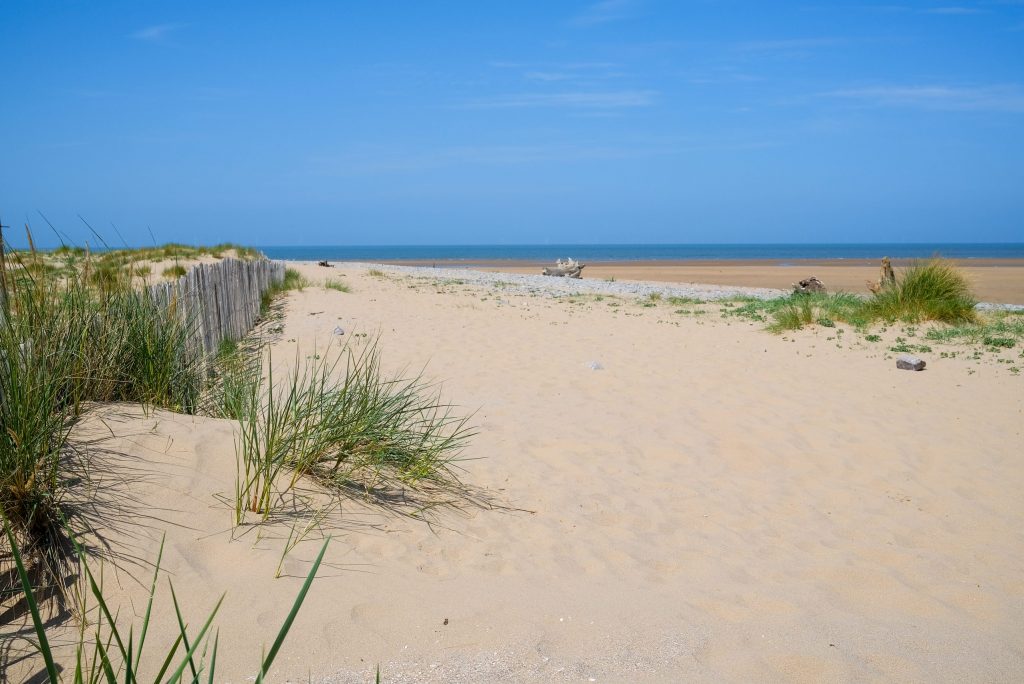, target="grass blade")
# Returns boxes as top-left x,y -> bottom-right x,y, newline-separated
132,534 -> 166,678
164,592 -> 225,684
151,632 -> 185,683
169,580 -> 199,682
2,515 -> 60,682
255,537 -> 330,683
